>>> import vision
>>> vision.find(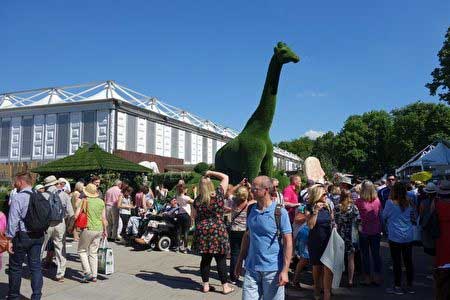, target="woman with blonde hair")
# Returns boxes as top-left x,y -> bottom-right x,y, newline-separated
71,181 -> 85,241
226,180 -> 255,284
355,180 -> 383,285
334,189 -> 360,287
192,170 -> 234,295
306,184 -> 333,300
